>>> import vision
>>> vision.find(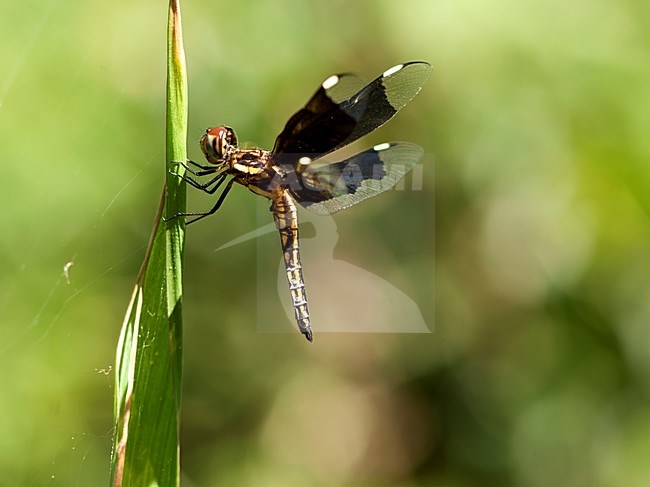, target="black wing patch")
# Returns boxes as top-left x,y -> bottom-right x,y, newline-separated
289,142 -> 424,216
271,73 -> 365,159
272,62 -> 432,165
